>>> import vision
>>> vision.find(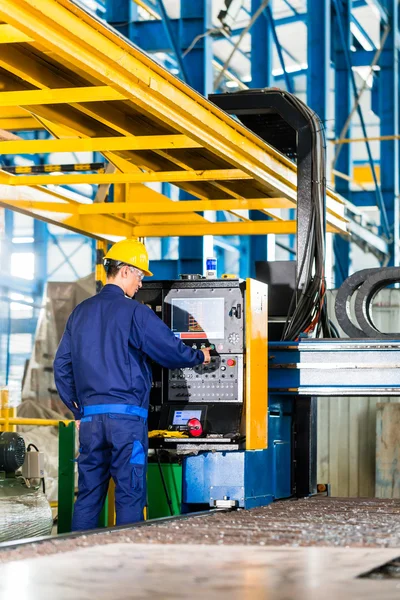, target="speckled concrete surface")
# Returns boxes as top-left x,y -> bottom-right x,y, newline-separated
0,497 -> 399,565
0,543 -> 399,600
